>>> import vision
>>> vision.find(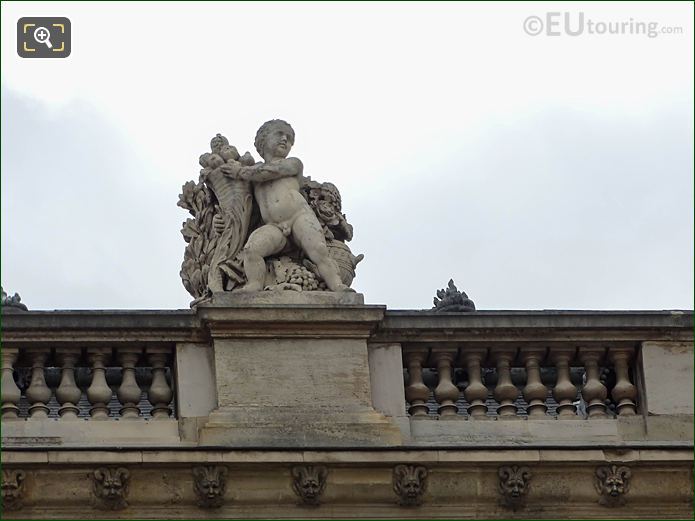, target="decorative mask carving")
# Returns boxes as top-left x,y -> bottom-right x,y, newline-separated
393,465 -> 427,506
91,467 -> 130,510
595,465 -> 631,507
498,465 -> 531,510
192,465 -> 228,508
2,469 -> 26,511
291,465 -> 328,506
